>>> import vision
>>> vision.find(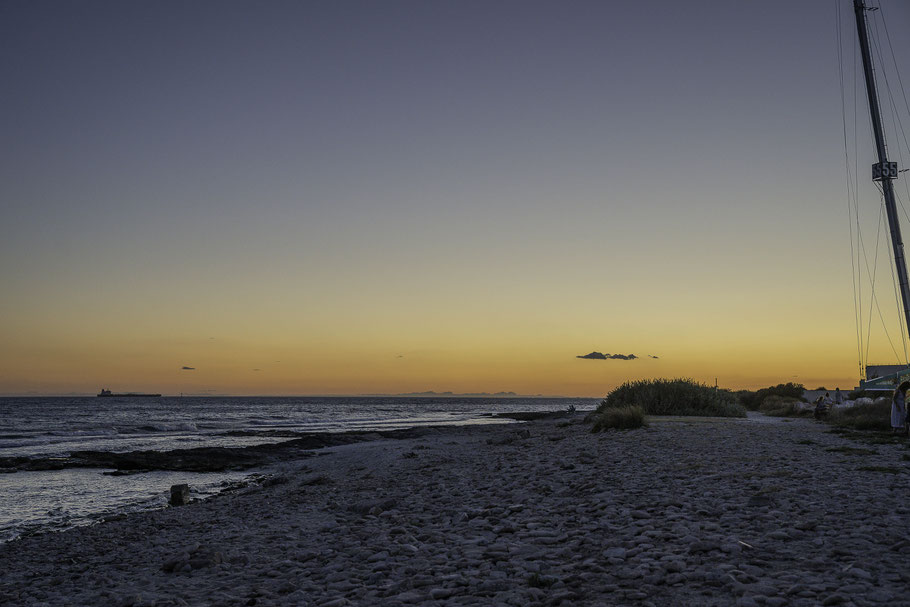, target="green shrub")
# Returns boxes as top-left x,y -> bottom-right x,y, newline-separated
829,399 -> 891,431
737,383 -> 806,411
759,395 -> 811,417
593,378 -> 746,418
590,405 -> 647,432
